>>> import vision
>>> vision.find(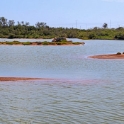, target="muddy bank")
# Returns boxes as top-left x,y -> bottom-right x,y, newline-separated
0,77 -> 52,81
89,54 -> 124,59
